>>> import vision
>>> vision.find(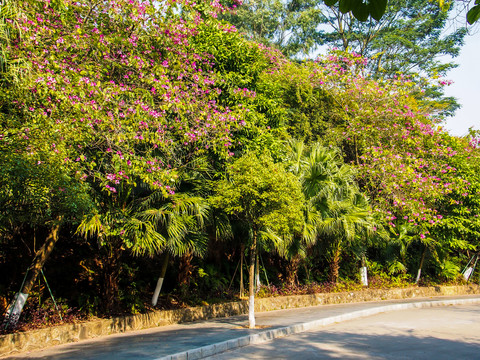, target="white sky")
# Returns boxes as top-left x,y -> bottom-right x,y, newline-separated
442,28 -> 480,136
